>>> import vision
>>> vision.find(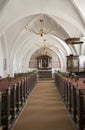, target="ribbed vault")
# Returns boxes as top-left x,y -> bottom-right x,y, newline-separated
0,0 -> 85,77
